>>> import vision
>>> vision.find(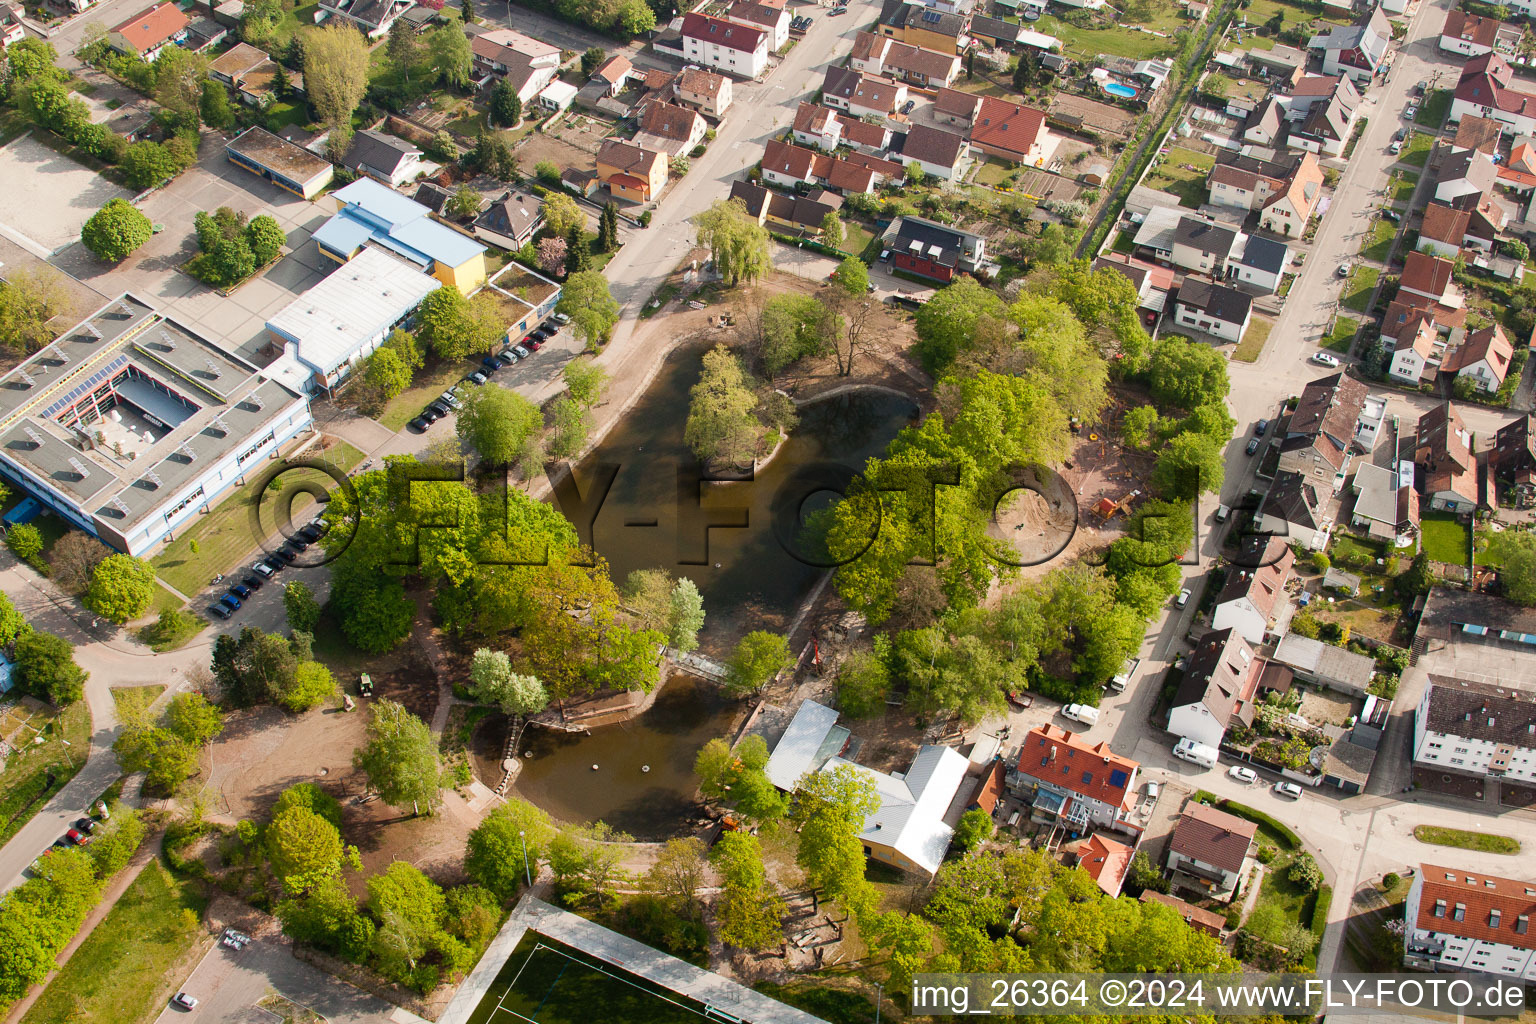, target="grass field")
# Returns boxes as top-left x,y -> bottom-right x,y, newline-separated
1419,512 -> 1470,565
1401,131 -> 1434,168
1390,171 -> 1419,205
1234,316 -> 1272,362
1143,146 -> 1215,208
1361,218 -> 1396,262
21,860 -> 205,1024
1323,316 -> 1357,353
149,442 -> 364,595
1342,265 -> 1379,313
1413,825 -> 1520,854
1416,89 -> 1453,129
1473,527 -> 1524,567
1036,15 -> 1181,60
378,361 -> 472,432
0,701 -> 91,848
467,934 -> 712,1024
